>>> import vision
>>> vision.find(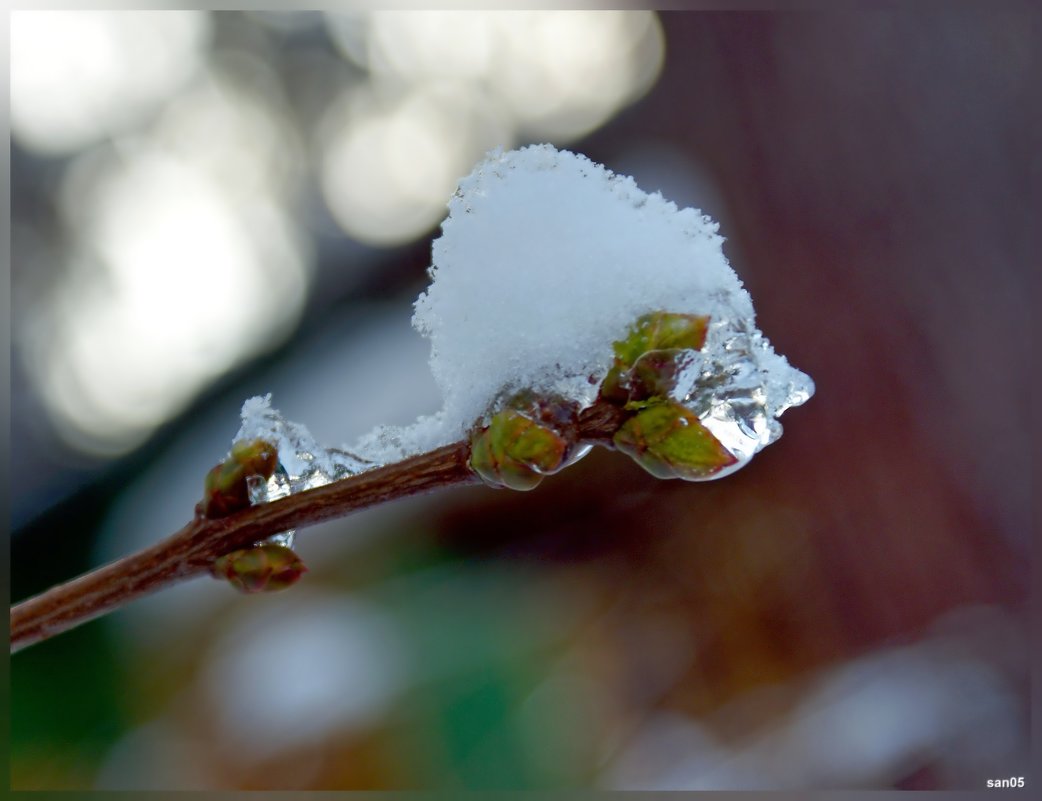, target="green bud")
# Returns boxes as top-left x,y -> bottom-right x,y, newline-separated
613,401 -> 738,480
601,312 -> 709,403
199,438 -> 279,519
614,311 -> 710,364
211,543 -> 308,594
627,349 -> 684,401
469,408 -> 568,491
